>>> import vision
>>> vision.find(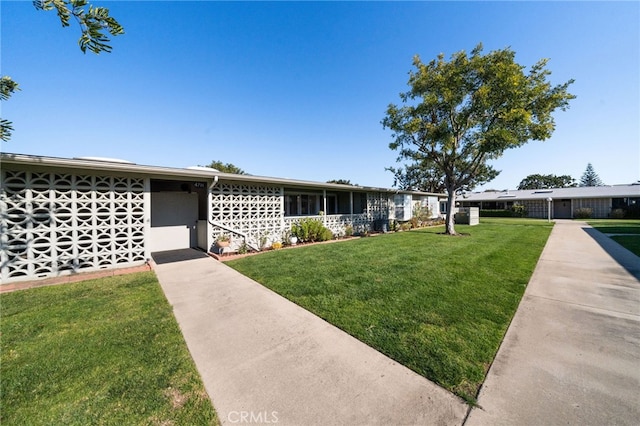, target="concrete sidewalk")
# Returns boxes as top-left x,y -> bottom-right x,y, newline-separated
153,249 -> 467,426
466,220 -> 640,425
